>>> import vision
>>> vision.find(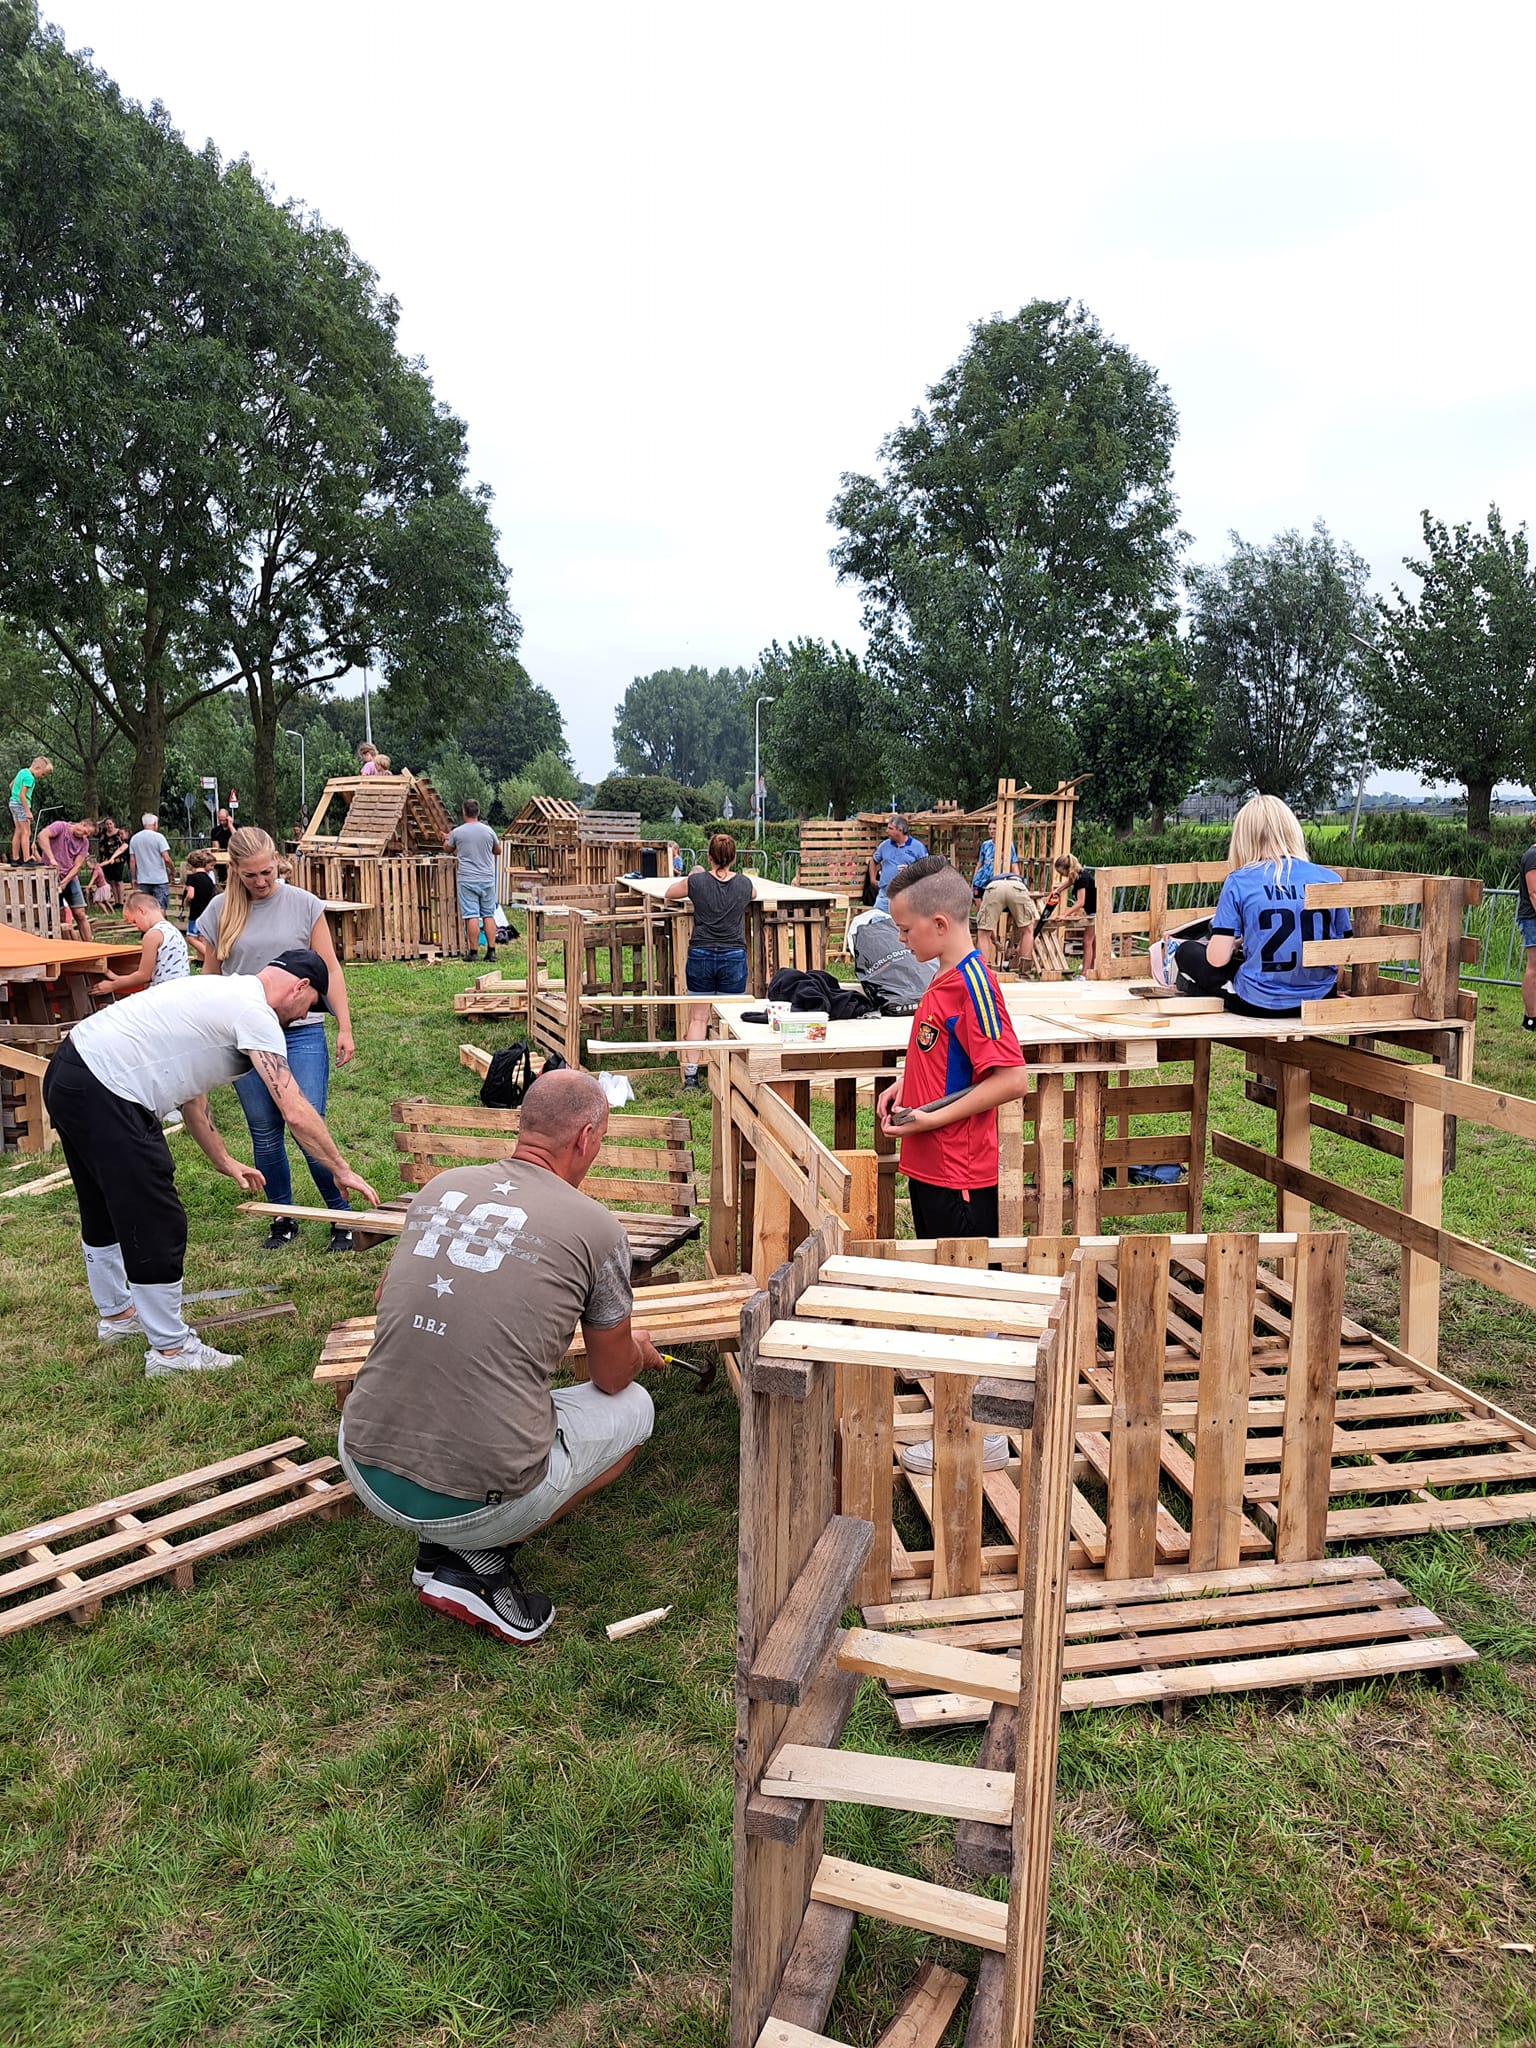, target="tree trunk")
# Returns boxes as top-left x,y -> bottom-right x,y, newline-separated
247,674 -> 281,836
1465,779 -> 1493,838
81,755 -> 100,823
128,697 -> 168,826
1148,806 -> 1167,835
